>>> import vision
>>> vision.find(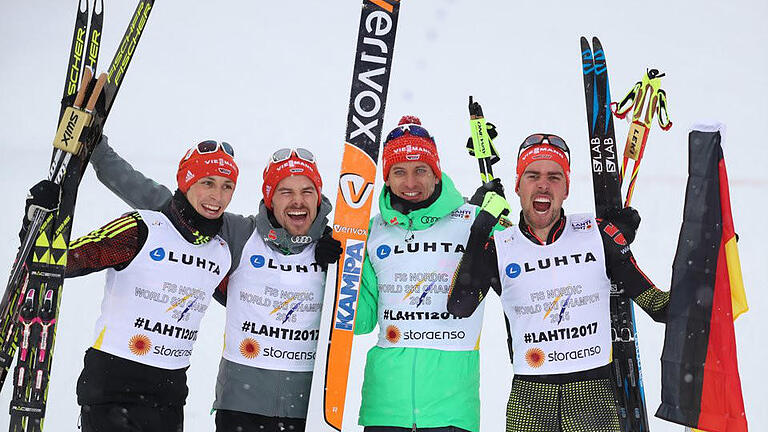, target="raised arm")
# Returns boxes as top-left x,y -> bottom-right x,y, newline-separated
448,189 -> 508,317
447,220 -> 501,318
90,135 -> 257,256
598,218 -> 669,323
89,135 -> 173,210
